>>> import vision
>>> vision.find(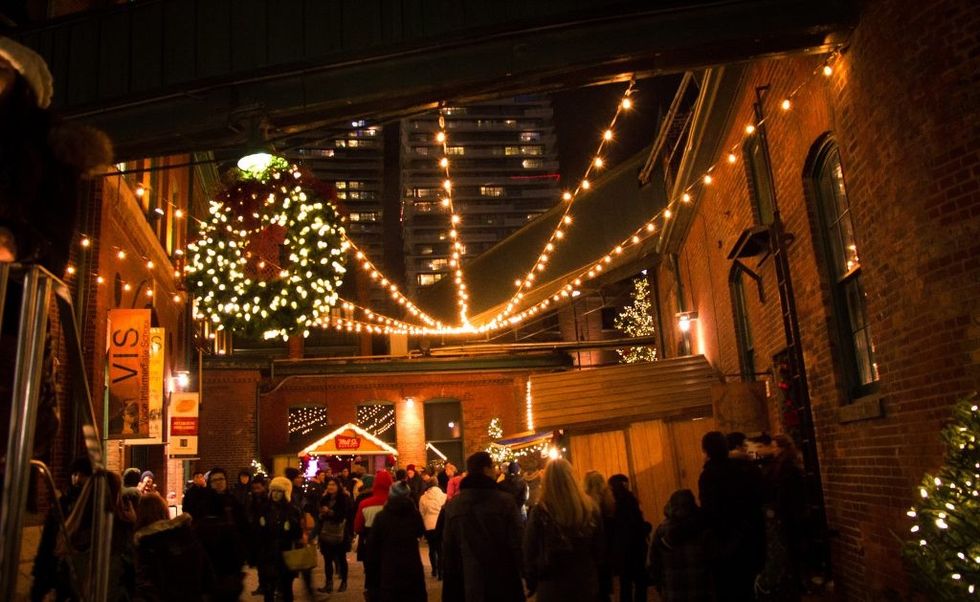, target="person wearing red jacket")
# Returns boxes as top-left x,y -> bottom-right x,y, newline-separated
354,470 -> 394,599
